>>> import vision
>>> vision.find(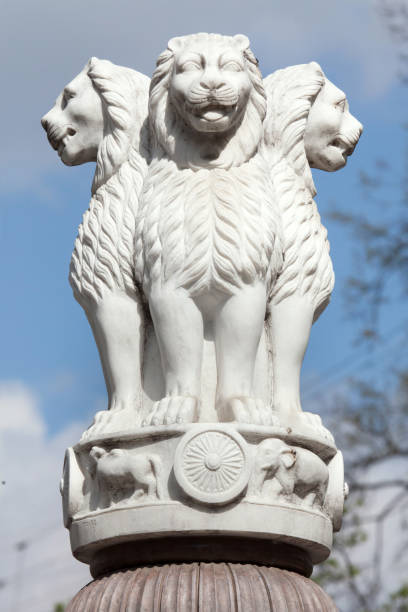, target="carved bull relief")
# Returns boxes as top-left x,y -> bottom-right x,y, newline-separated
88,446 -> 164,509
